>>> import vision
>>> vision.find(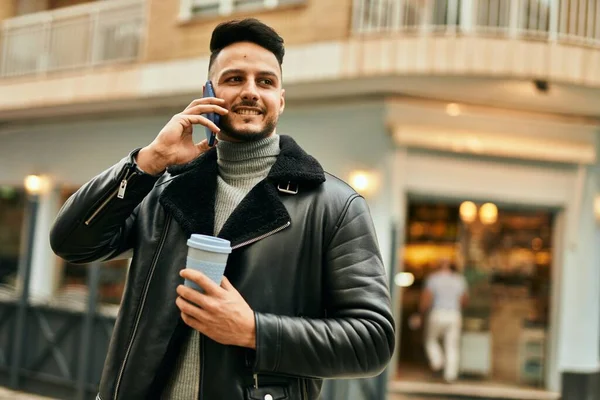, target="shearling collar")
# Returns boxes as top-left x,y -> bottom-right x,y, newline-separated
158,135 -> 325,247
